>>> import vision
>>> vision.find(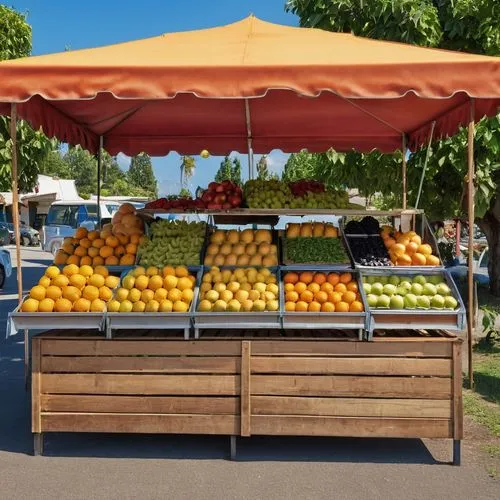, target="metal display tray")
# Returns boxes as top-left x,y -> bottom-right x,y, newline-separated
106,267 -> 203,339
193,266 -> 281,338
342,214 -> 444,272
361,268 -> 466,339
280,267 -> 368,338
